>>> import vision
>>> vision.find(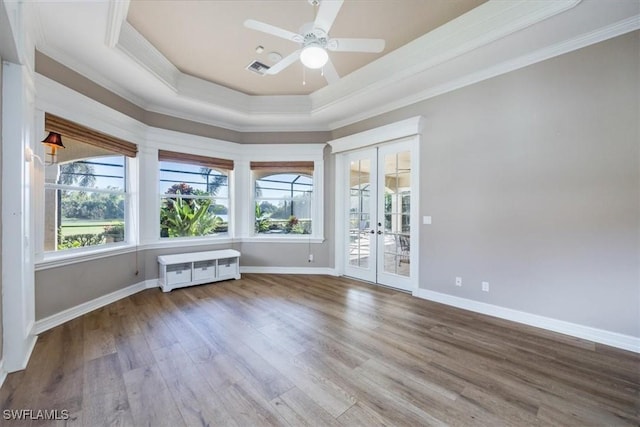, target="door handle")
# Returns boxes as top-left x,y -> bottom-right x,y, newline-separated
369,230 -> 375,234
377,230 -> 383,235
